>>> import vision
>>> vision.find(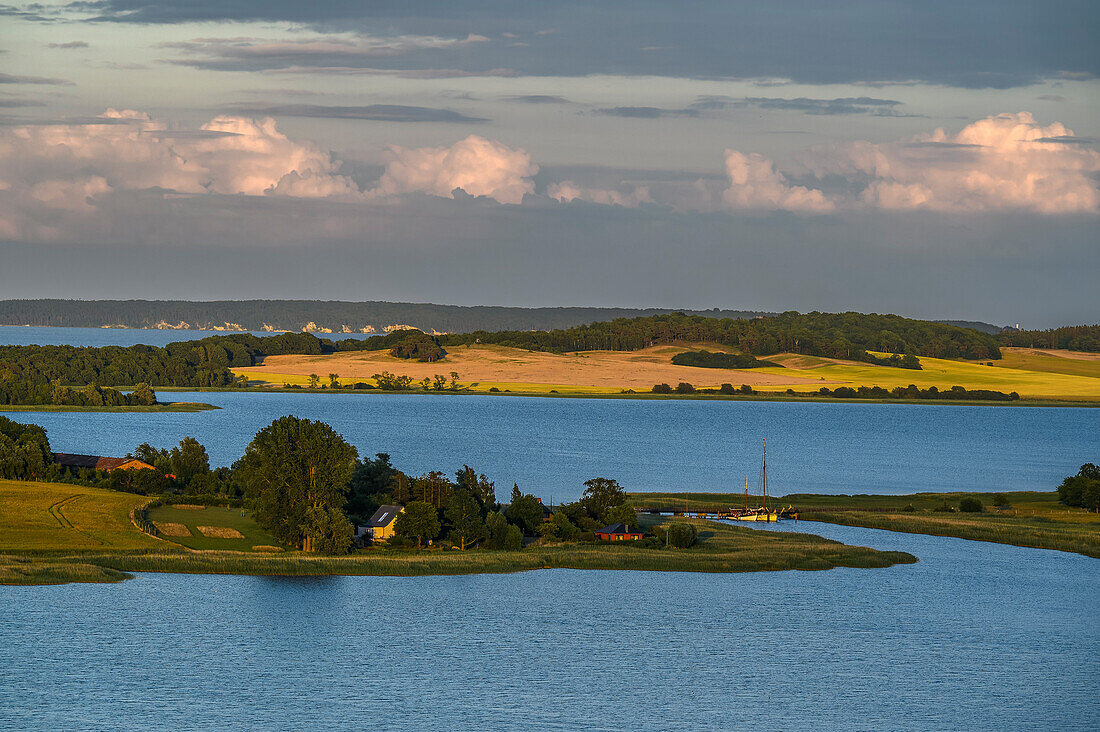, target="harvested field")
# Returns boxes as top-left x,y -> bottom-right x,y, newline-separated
236,344 -> 825,390
234,342 -> 1100,400
196,526 -> 245,539
153,522 -> 192,537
